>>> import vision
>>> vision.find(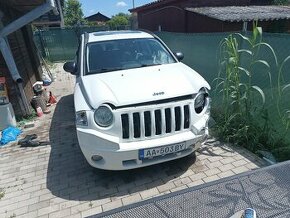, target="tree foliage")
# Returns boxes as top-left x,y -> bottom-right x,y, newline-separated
272,0 -> 290,5
64,0 -> 86,27
107,13 -> 131,29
